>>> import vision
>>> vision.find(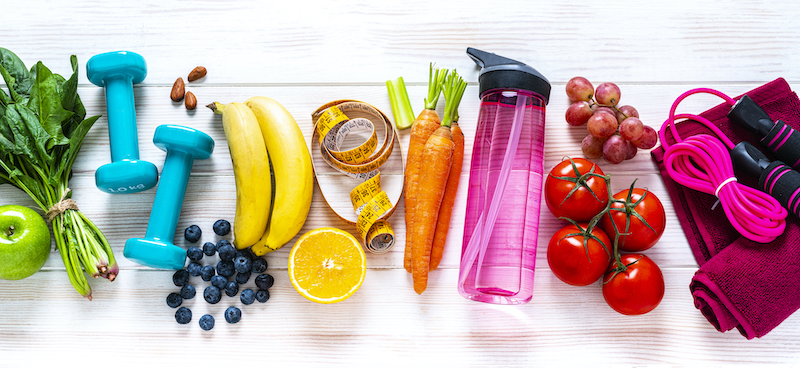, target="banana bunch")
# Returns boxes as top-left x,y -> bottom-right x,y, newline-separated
209,98 -> 314,255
